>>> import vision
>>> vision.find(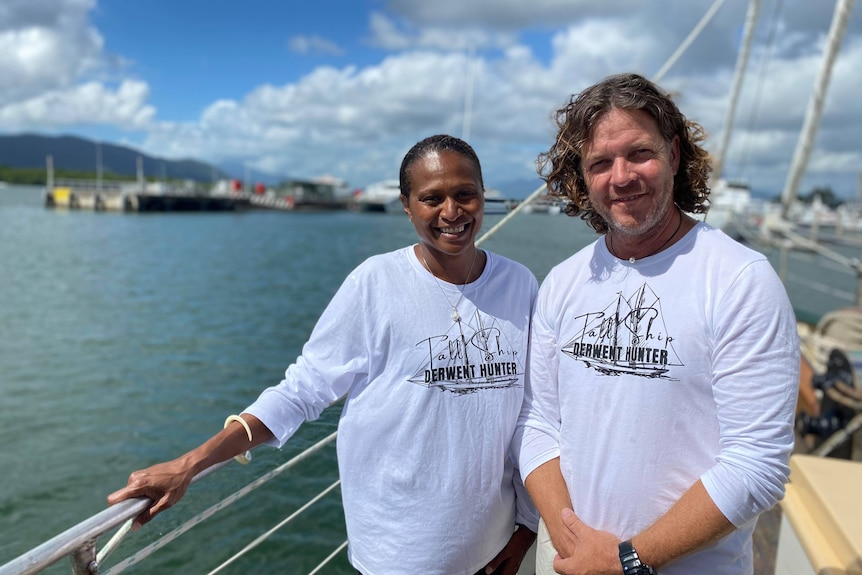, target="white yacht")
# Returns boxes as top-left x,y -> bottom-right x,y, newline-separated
703,178 -> 752,233
483,188 -> 515,215
353,180 -> 402,213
